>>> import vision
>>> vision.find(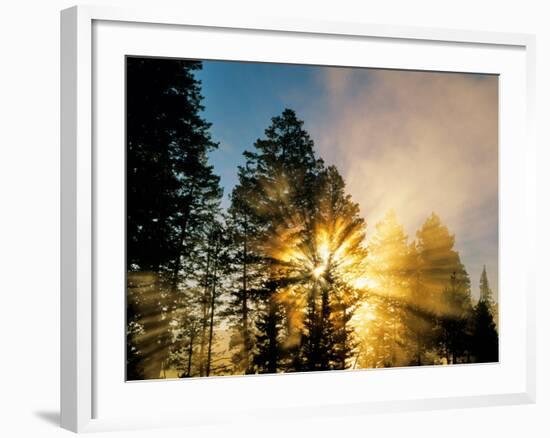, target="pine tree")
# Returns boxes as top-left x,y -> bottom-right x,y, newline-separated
126,57 -> 222,379
312,166 -> 367,370
403,241 -> 434,365
233,116 -> 369,373
439,271 -> 472,363
229,109 -> 324,373
253,283 -> 284,374
468,265 -> 498,364
479,265 -> 494,305
415,214 -> 470,308
366,210 -> 410,366
471,299 -> 499,363
223,164 -> 265,374
192,221 -> 230,377
414,213 -> 472,364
